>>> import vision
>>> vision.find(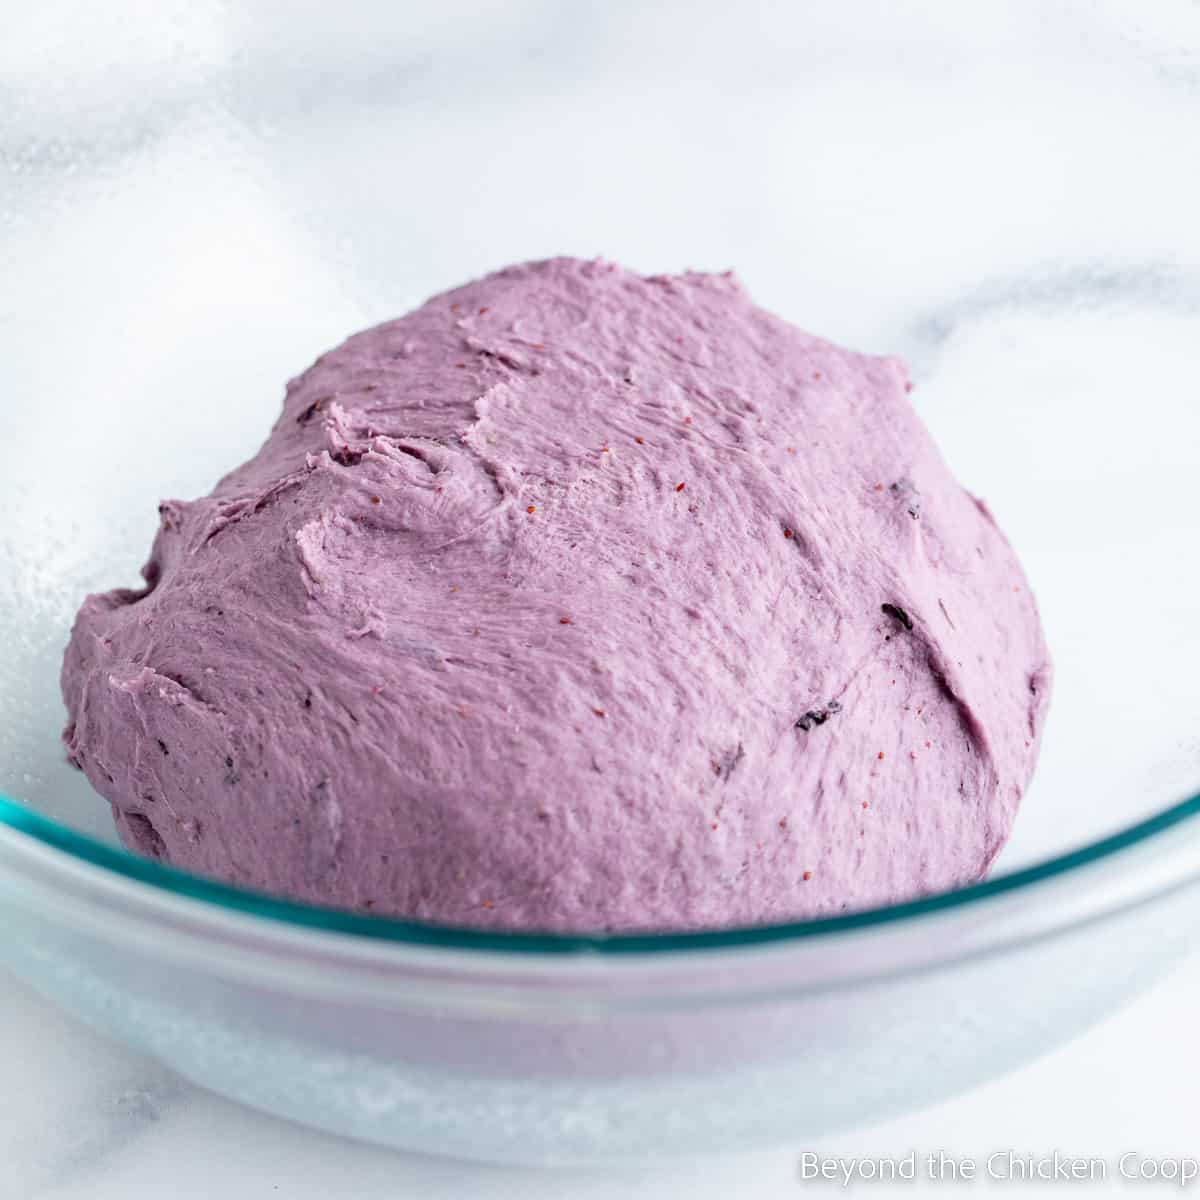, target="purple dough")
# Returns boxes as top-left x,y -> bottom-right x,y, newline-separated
61,258 -> 1051,931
